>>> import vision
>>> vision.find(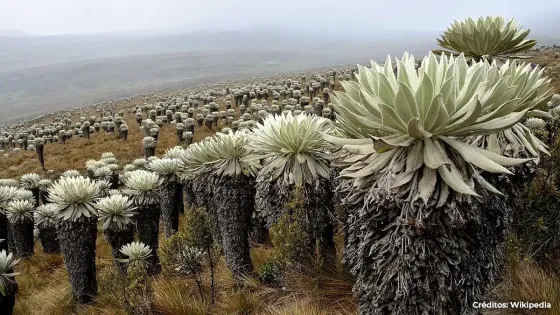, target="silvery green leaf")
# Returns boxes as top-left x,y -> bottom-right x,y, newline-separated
439,137 -> 512,174
405,142 -> 424,172
487,134 -> 501,155
473,172 -> 503,196
423,138 -> 450,169
434,17 -> 536,65
407,118 -> 431,139
417,166 -> 437,204
340,150 -> 396,179
438,161 -> 479,196
95,194 -> 137,231
0,250 -> 20,296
